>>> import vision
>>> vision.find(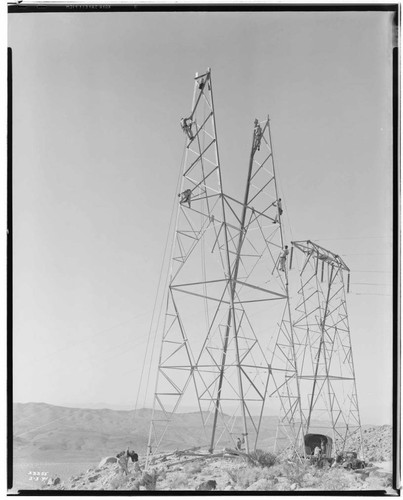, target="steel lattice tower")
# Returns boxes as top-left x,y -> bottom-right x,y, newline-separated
289,240 -> 364,458
147,69 -> 304,459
